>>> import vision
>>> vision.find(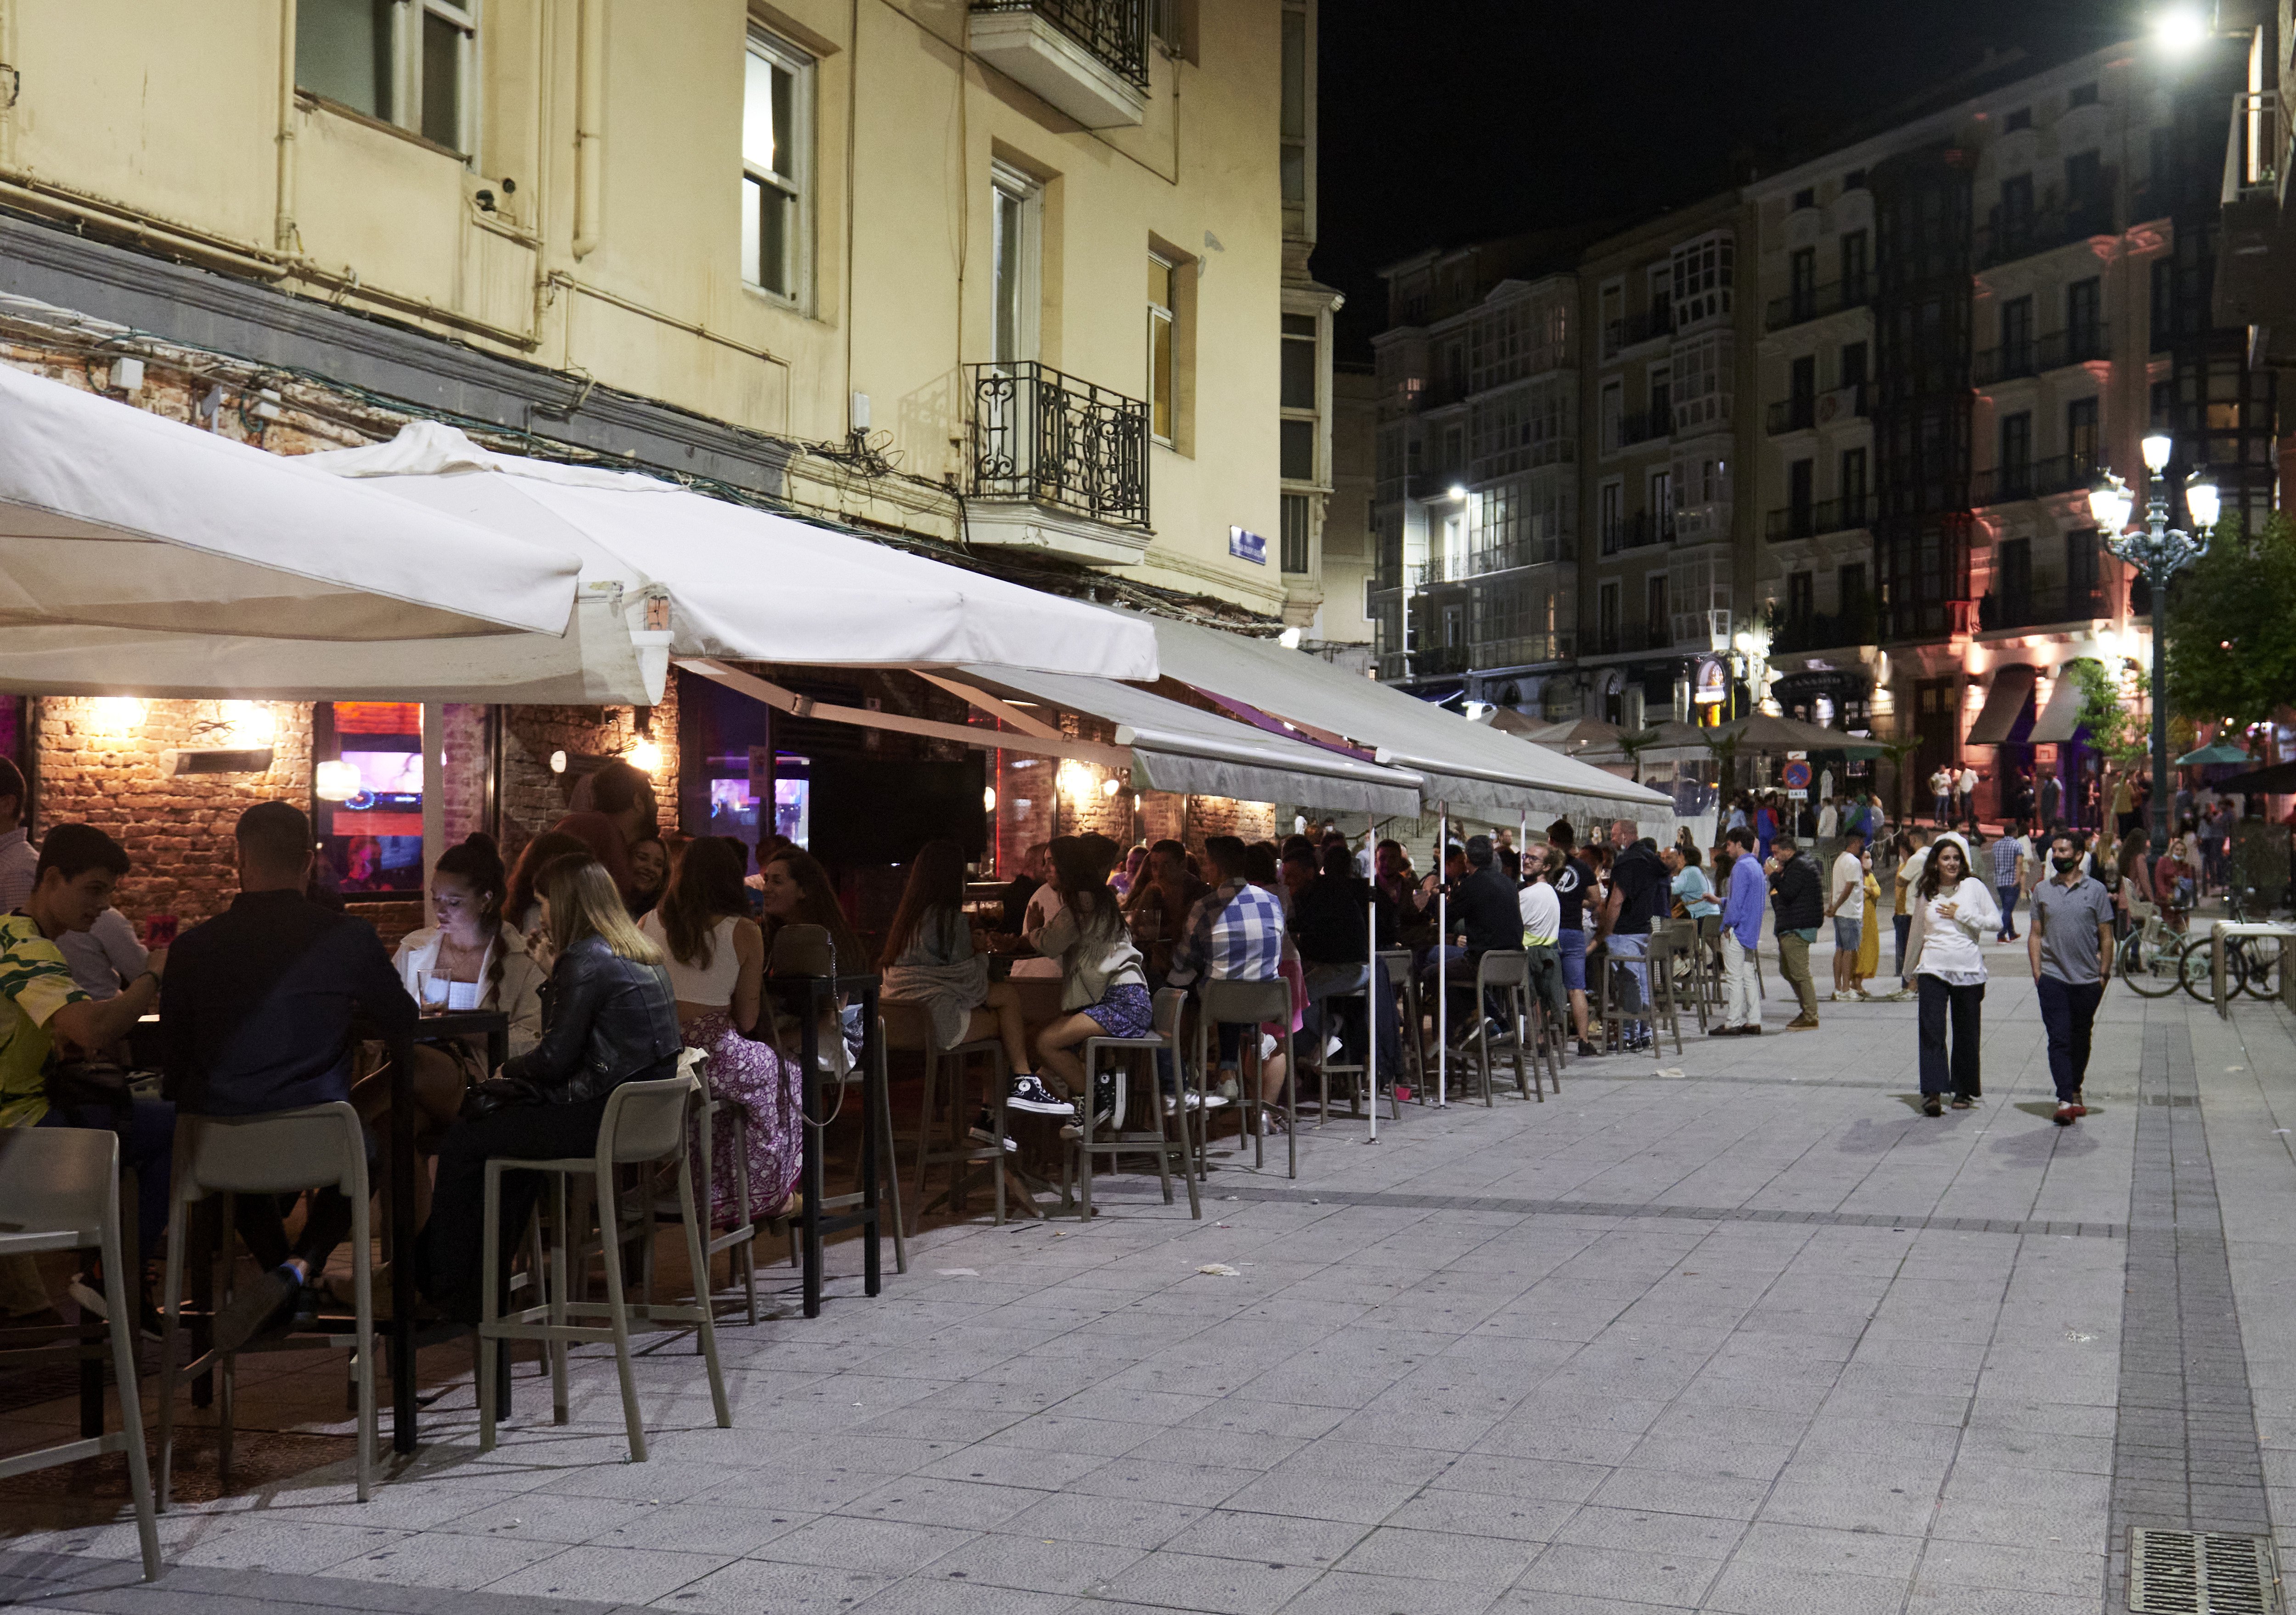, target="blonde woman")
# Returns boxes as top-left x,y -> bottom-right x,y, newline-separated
416,854 -> 683,1324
